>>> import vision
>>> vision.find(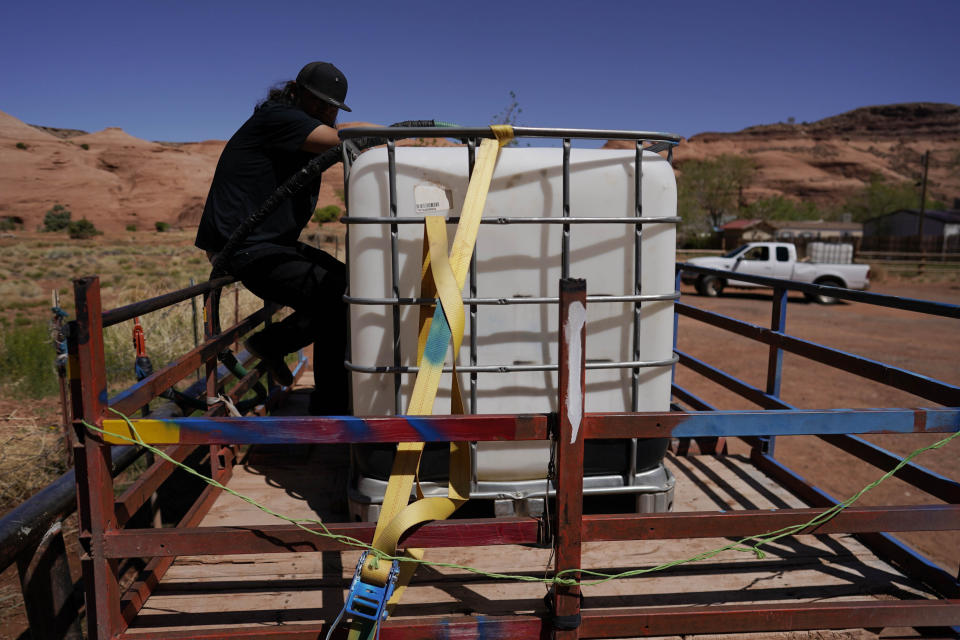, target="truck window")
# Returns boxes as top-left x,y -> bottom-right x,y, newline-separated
776,246 -> 790,262
723,246 -> 748,258
742,246 -> 769,261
